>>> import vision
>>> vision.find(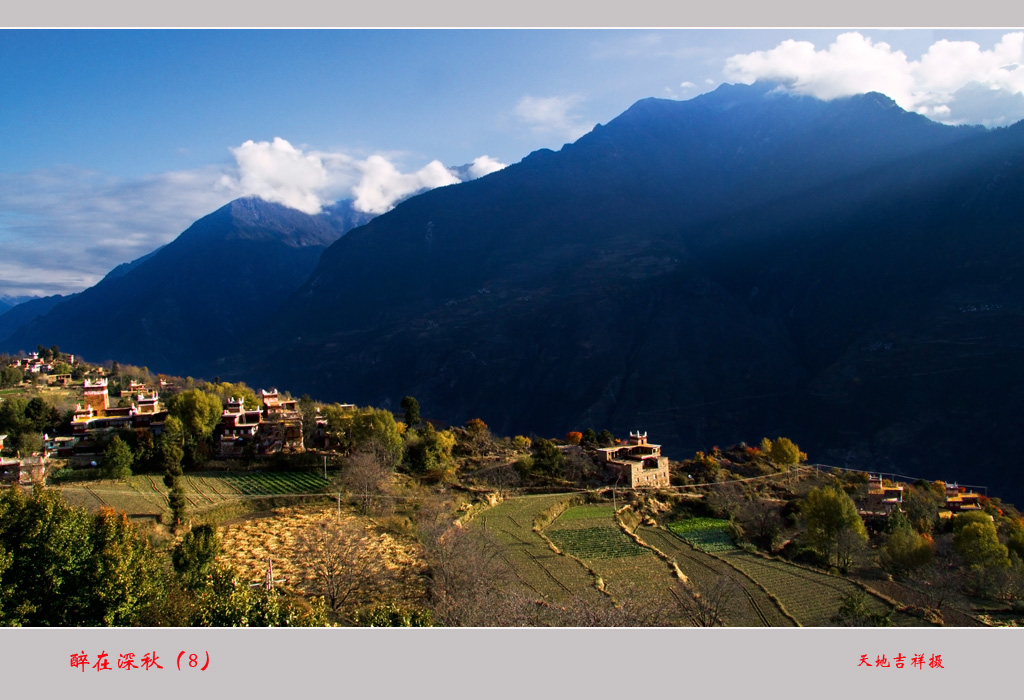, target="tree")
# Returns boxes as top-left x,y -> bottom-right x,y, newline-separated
953,511 -> 1011,570
400,396 -> 421,427
166,389 -> 222,440
406,423 -> 456,482
0,488 -> 162,625
103,436 -> 134,481
172,525 -> 222,589
350,408 -> 404,470
879,523 -> 934,577
531,438 -> 565,475
581,428 -> 597,446
801,486 -> 867,571
829,591 -> 893,627
342,450 -> 394,516
159,417 -> 187,528
11,431 -> 43,456
597,430 -> 615,447
767,436 -> 804,466
675,575 -> 738,627
294,518 -> 395,616
0,366 -> 22,389
565,431 -> 583,446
